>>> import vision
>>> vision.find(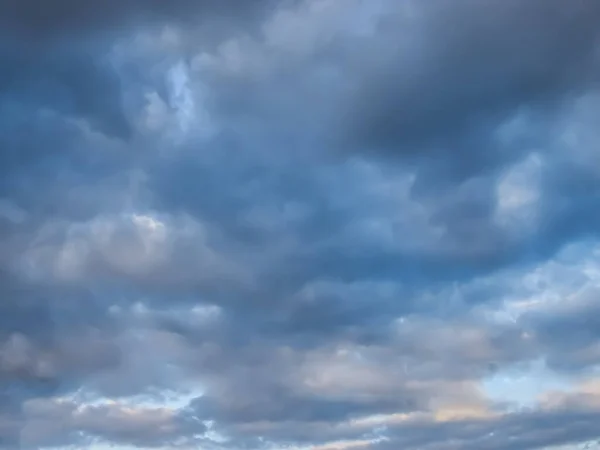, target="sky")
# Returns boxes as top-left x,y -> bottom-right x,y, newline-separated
2,0 -> 600,449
